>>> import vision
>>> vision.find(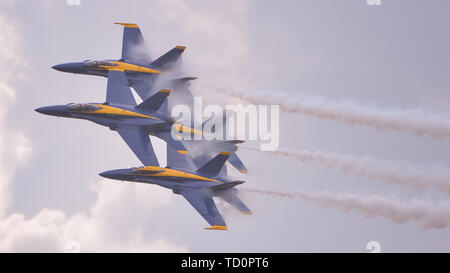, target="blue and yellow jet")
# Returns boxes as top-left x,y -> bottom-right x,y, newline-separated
50,21 -> 248,173
100,145 -> 252,230
36,69 -> 192,165
52,23 -> 185,100
172,81 -> 249,174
